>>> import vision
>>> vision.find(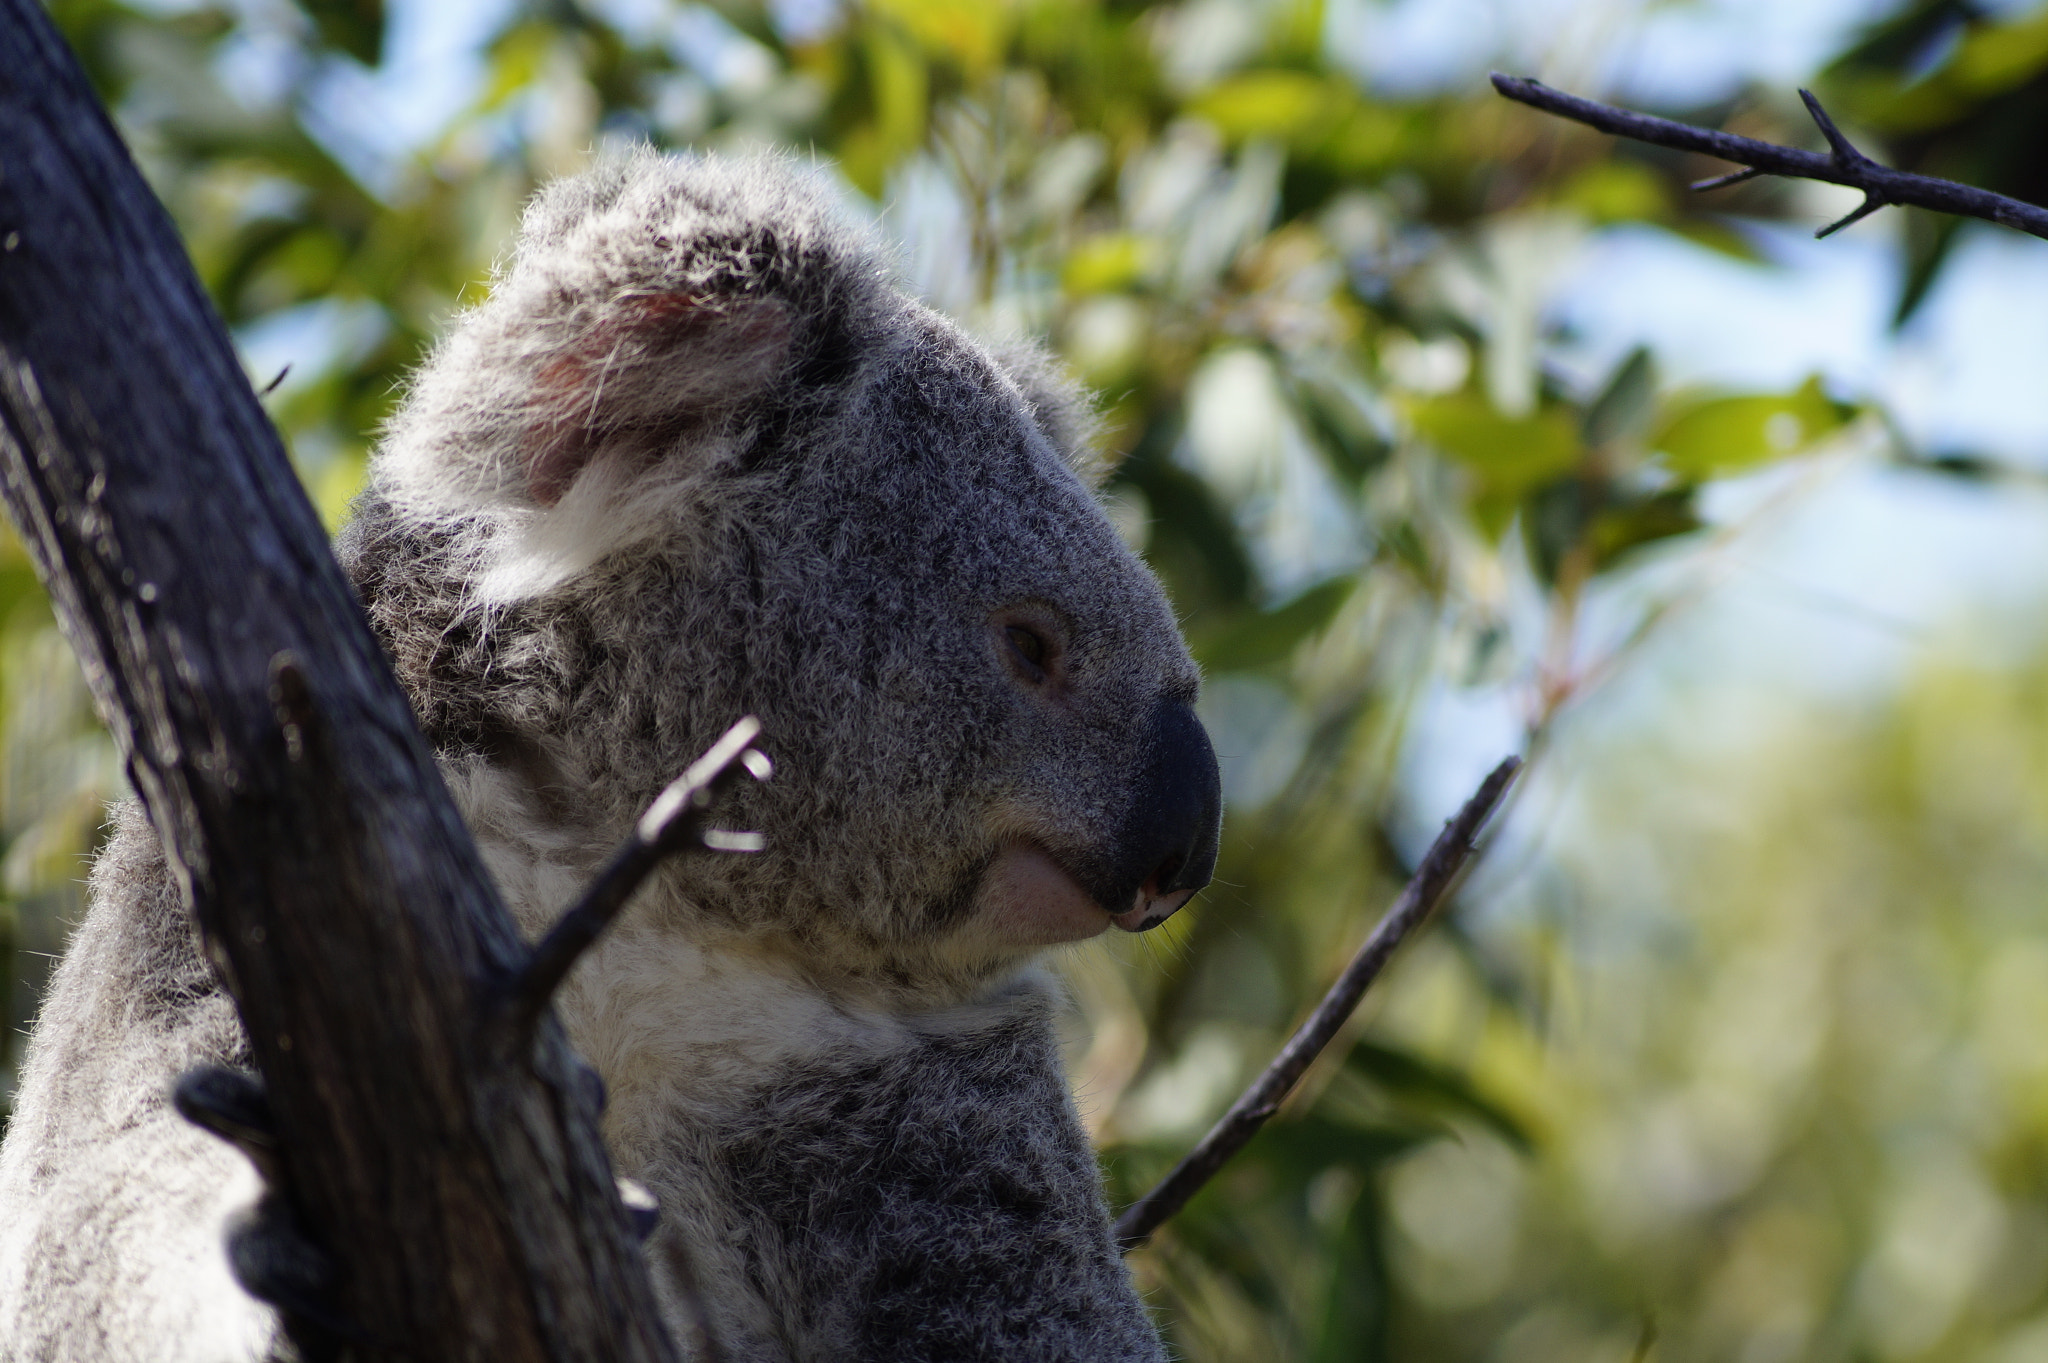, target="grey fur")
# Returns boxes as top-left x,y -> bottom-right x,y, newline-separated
0,149 -> 1213,1361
